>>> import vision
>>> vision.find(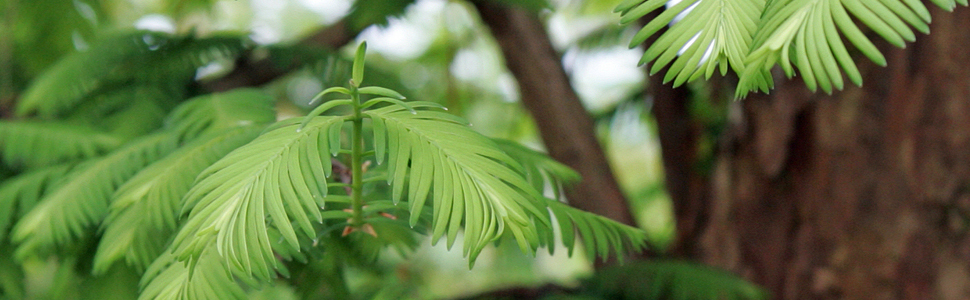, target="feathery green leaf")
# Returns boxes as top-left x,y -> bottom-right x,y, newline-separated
164,89 -> 276,141
139,248 -> 247,300
16,31 -> 248,117
0,121 -> 122,168
93,125 -> 265,274
366,104 -> 552,264
619,0 -> 966,97
0,165 -> 73,242
620,0 -> 764,85
541,199 -> 648,262
11,133 -> 178,258
492,139 -> 580,201
172,116 -> 348,283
